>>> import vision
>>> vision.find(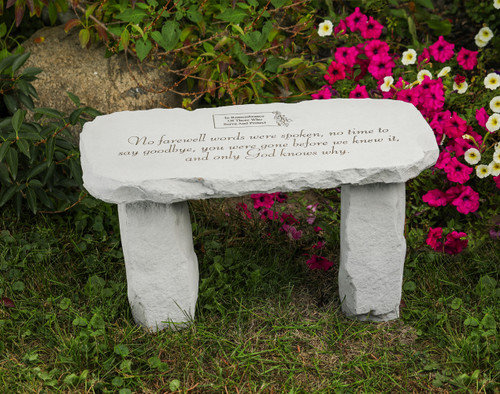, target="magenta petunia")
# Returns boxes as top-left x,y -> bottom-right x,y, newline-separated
344,7 -> 368,32
236,202 -> 252,219
306,255 -> 334,271
281,212 -> 299,225
273,192 -> 287,203
450,185 -> 480,214
363,39 -> 390,58
494,175 -> 500,190
260,208 -> 280,221
251,193 -> 275,210
443,157 -> 473,184
418,47 -> 431,64
435,150 -> 452,169
444,112 -> 468,139
444,231 -> 468,255
476,107 -> 489,128
428,36 -> 455,63
367,53 -> 394,80
426,227 -> 443,251
324,61 -> 346,85
456,48 -> 478,70
312,85 -> 333,100
281,224 -> 303,240
360,16 -> 384,39
422,189 -> 448,207
349,84 -> 369,98
334,19 -> 348,36
335,46 -> 359,68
